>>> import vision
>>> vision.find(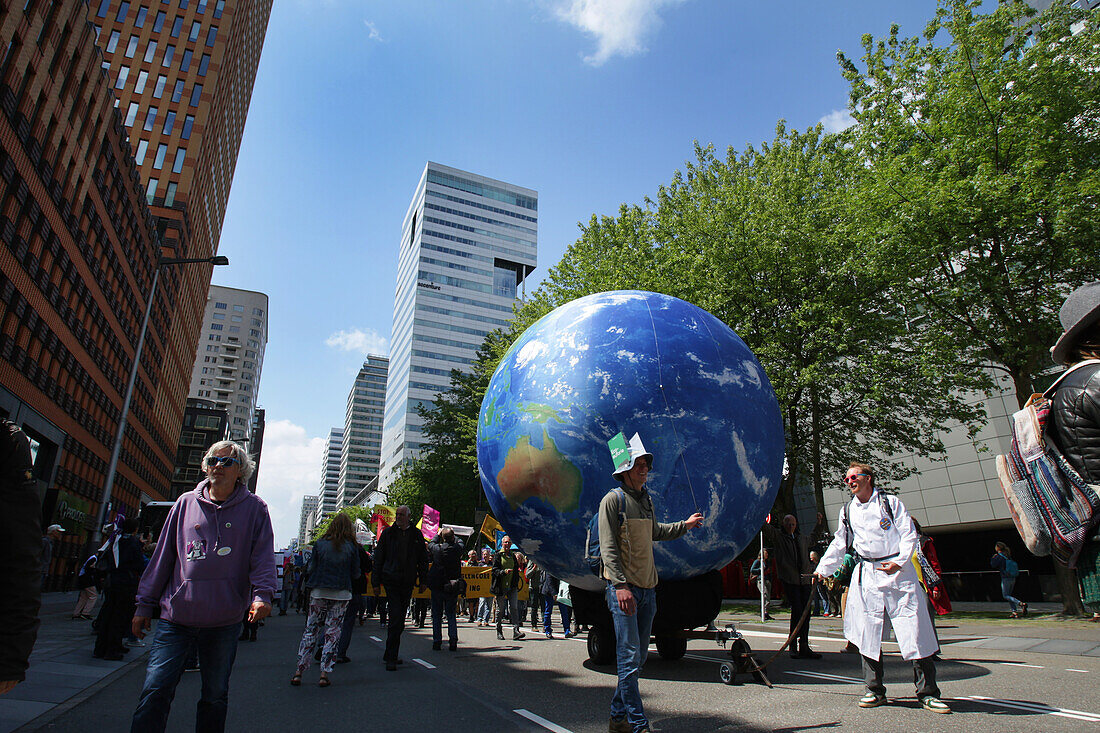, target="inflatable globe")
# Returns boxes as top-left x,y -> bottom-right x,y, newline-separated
477,291 -> 784,591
